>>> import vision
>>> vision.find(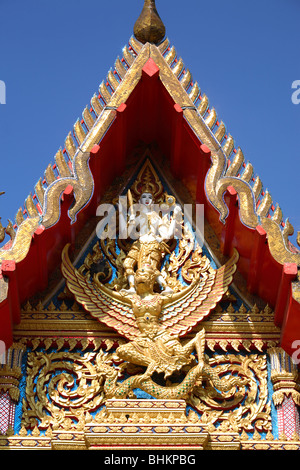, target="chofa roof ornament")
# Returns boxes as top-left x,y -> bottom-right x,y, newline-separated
134,0 -> 166,45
